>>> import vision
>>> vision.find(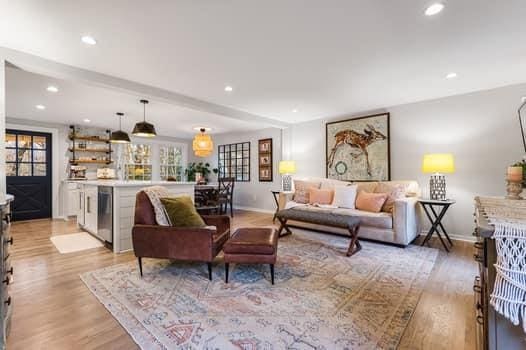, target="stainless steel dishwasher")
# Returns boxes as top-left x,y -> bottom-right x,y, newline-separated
97,186 -> 113,246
